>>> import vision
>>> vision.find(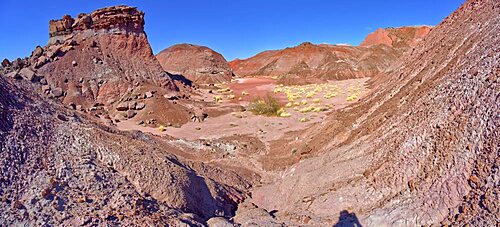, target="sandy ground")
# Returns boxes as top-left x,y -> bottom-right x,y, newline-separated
116,77 -> 370,144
